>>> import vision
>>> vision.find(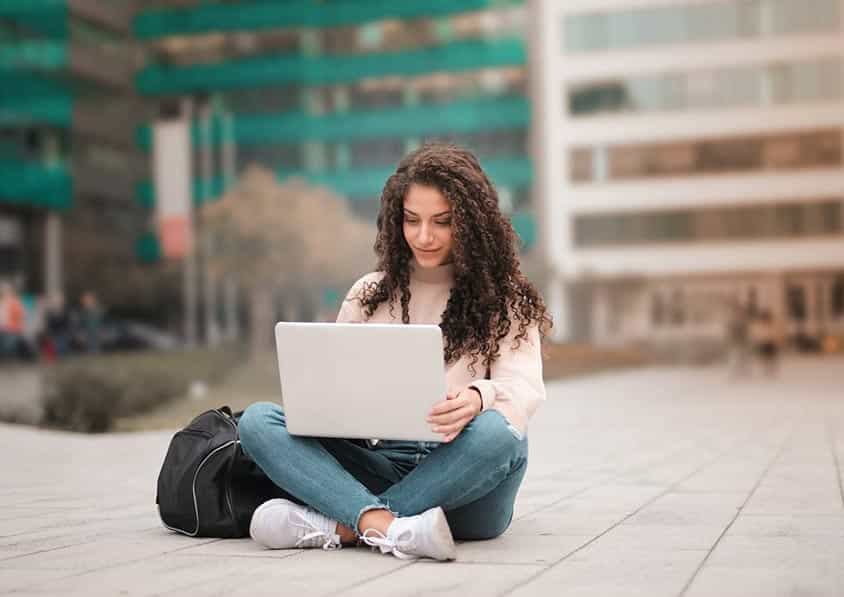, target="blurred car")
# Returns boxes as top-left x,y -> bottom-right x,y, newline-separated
73,320 -> 182,353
